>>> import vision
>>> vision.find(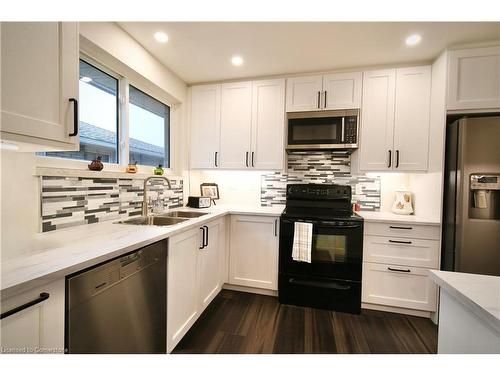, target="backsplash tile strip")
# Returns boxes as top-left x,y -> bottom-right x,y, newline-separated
261,151 -> 380,210
40,176 -> 183,232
